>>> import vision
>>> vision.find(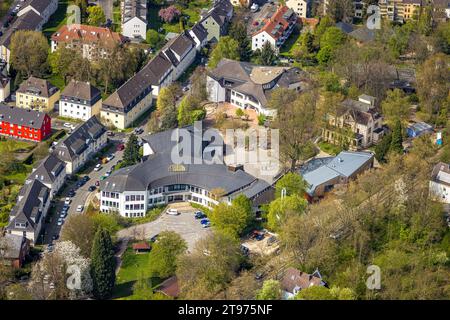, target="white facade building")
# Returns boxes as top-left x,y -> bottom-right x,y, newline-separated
60,80 -> 102,121
430,163 -> 450,204
121,0 -> 148,41
286,0 -> 311,18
